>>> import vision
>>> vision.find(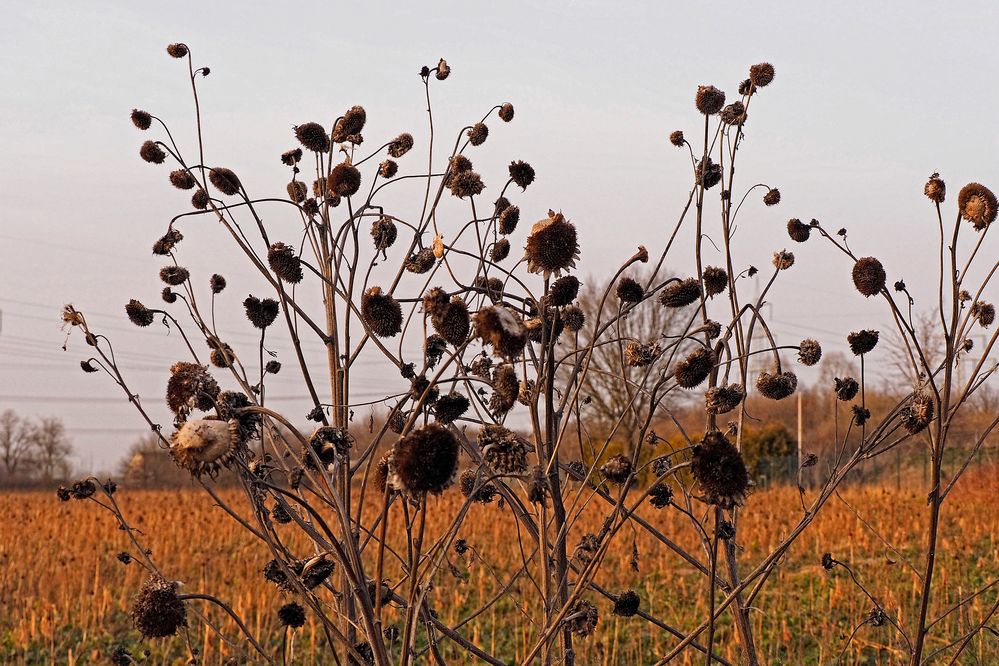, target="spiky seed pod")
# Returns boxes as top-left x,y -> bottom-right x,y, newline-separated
170,419 -> 240,476
704,319 -> 722,339
131,576 -> 186,638
601,454 -> 633,484
161,288 -> 177,304
720,101 -> 747,125
524,309 -> 563,343
307,426 -> 353,468
525,210 -> 579,277
474,306 -> 528,359
479,425 -> 531,474
361,287 -> 402,338
210,274 -> 226,294
410,374 -> 439,405
265,360 -> 281,374
669,130 -> 685,147
435,58 -> 450,80
798,339 -> 822,366
749,62 -> 776,88
574,533 -> 600,564
489,364 -> 520,415
328,162 -> 362,197
562,305 -> 585,332
625,341 -> 660,367
756,369 -> 798,400
613,590 -> 641,617
370,217 -> 398,251
835,376 -> 860,401
159,265 -> 189,286
617,277 -> 645,302
549,275 -> 581,306
509,160 -> 536,190
787,218 -> 811,242
695,85 -> 726,115
702,266 -> 728,297
243,295 -> 279,329
388,133 -> 414,158
852,257 -> 886,297
139,141 -> 166,164
897,391 -> 934,434
674,347 -> 715,388
191,188 -> 209,210
971,301 -> 995,328
498,102 -> 515,122
378,159 -> 398,179
448,154 -> 473,178
499,205 -> 520,234
131,109 -> 152,130
281,148 -> 303,165
852,405 -> 871,425
125,299 -> 155,327
166,362 -> 220,418
773,250 -> 795,270
302,198 -> 319,216
494,196 -> 511,216
270,503 -> 293,525
401,248 -> 434,275
924,173 -> 946,203
389,423 -> 459,495
294,122 -> 330,153
208,339 -> 235,368
208,167 -> 240,196
659,278 -> 702,308
152,228 -> 184,255
424,334 -> 448,368
166,43 -> 188,58
848,329 -> 879,355
268,242 -> 304,283
277,602 -> 306,628
649,482 -> 673,508
332,106 -> 366,143
300,557 -> 335,590
695,157 -> 722,189
467,123 -> 489,146
286,180 -> 308,202
691,431 -> 750,508
459,469 -> 498,503
449,170 -> 485,198
763,188 -> 781,206
705,383 -> 745,415
169,169 -> 196,190
422,286 -> 450,318
490,238 -> 511,262
435,392 -> 469,424
568,599 -> 599,638
958,183 -> 997,230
